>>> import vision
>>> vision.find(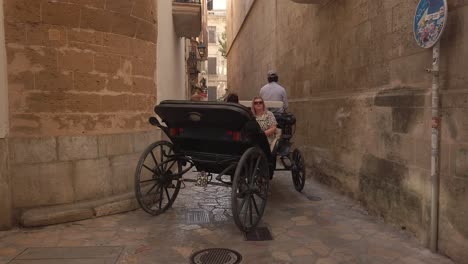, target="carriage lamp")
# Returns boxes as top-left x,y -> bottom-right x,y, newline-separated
197,42 -> 207,58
